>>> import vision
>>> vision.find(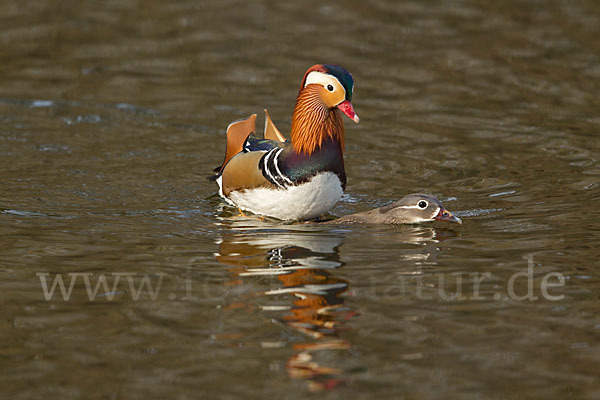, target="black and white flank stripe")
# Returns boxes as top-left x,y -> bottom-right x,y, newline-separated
259,148 -> 293,189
